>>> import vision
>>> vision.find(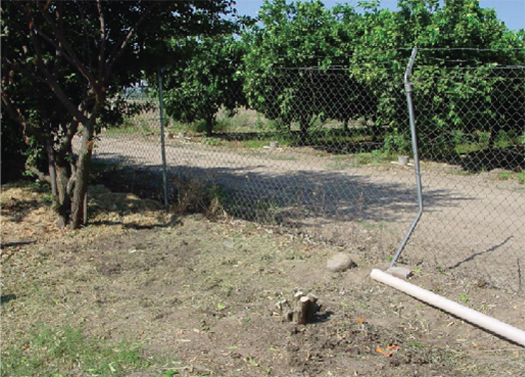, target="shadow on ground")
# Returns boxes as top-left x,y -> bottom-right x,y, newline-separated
91,154 -> 469,229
